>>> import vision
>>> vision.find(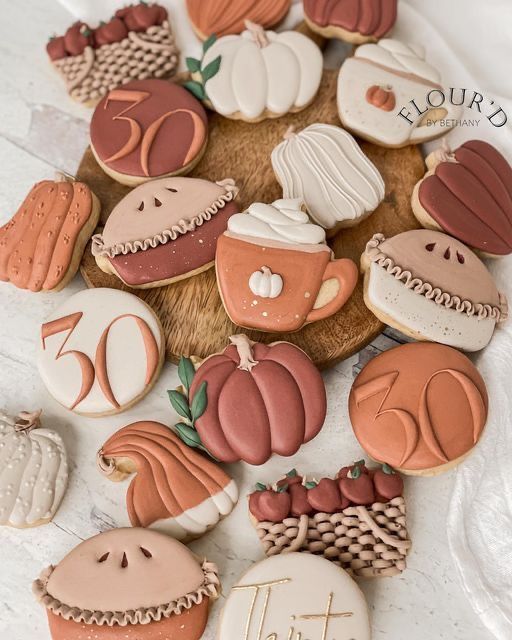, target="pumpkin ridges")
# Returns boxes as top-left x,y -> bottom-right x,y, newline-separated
461,140 -> 512,200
